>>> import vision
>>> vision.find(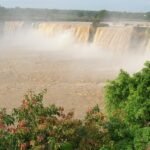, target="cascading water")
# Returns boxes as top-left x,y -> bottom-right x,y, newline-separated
3,22 -> 91,43
4,21 -> 24,33
1,21 -> 150,52
93,27 -> 134,53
